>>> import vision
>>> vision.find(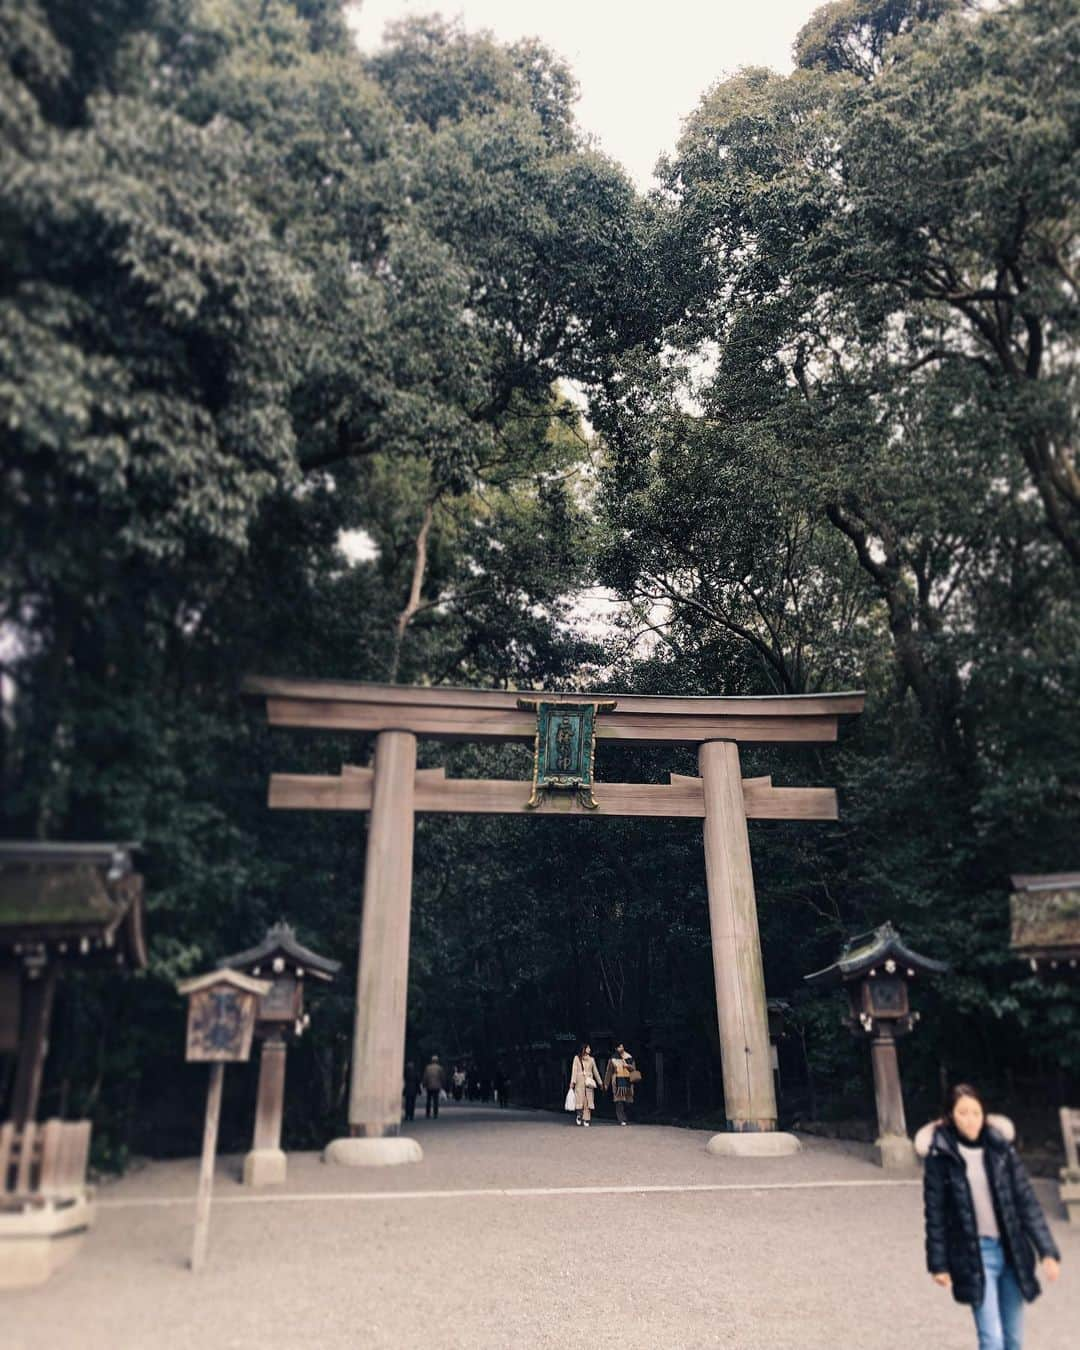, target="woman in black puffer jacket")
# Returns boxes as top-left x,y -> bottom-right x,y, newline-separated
918,1083 -> 1061,1350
